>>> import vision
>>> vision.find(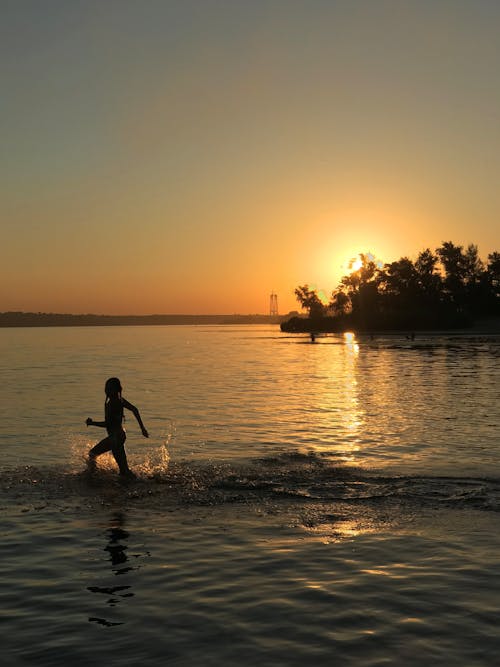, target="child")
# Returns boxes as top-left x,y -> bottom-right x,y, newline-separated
86,377 -> 149,478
